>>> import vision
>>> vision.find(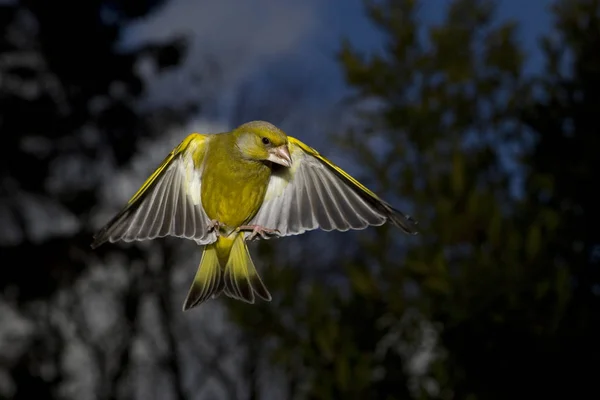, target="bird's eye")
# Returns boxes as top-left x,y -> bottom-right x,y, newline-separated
261,137 -> 270,145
